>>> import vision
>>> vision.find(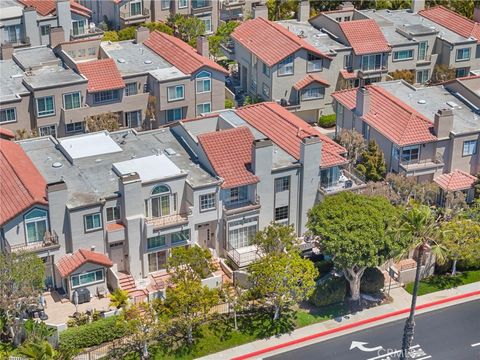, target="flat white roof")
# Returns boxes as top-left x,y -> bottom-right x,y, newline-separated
112,154 -> 183,182
59,132 -> 123,160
